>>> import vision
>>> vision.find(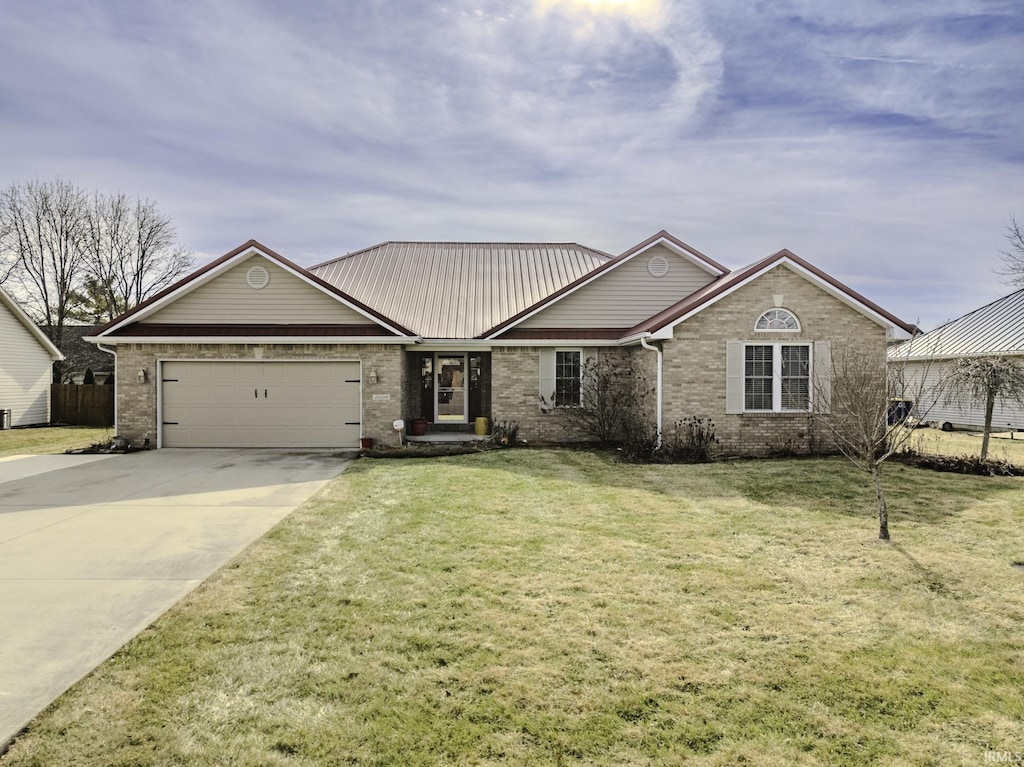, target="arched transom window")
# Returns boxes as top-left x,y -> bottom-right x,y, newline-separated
755,308 -> 800,332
